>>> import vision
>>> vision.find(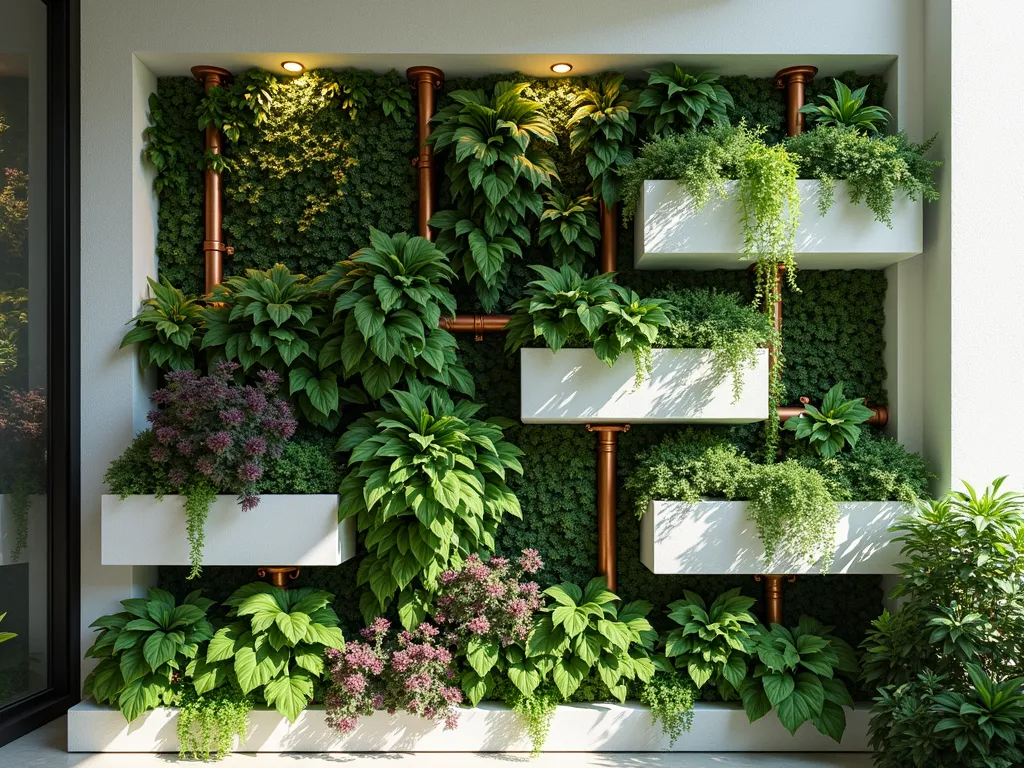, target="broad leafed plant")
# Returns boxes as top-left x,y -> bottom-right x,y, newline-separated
336,381 -> 524,627
566,73 -> 637,207
526,577 -> 656,702
635,64 -> 734,137
505,265 -> 673,387
120,277 -> 205,371
784,381 -> 874,459
538,192 -> 601,273
319,228 -> 473,400
83,588 -> 215,722
799,79 -> 891,135
196,582 -> 344,722
427,81 -> 558,310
